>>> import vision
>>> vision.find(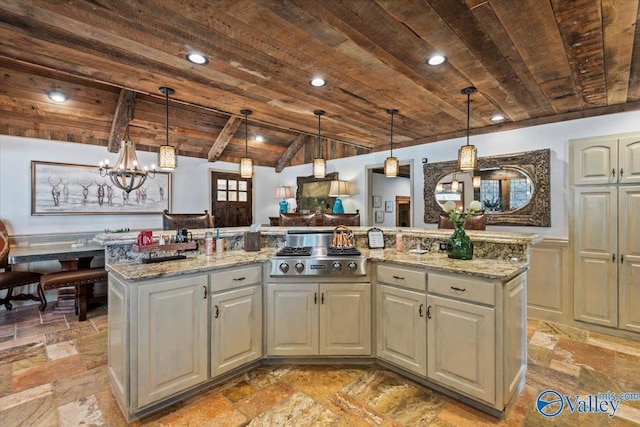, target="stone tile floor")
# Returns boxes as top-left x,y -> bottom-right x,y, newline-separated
0,303 -> 639,426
